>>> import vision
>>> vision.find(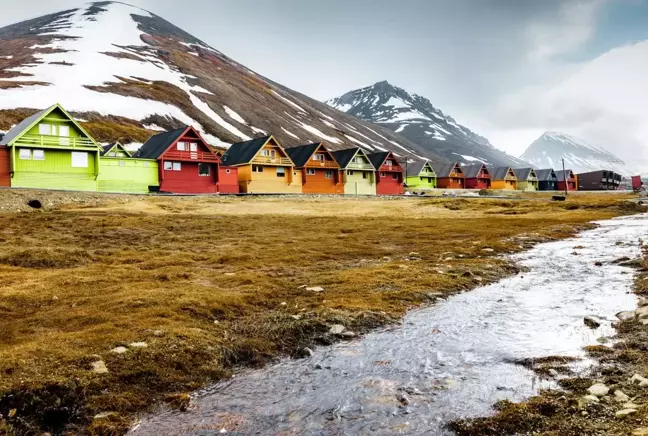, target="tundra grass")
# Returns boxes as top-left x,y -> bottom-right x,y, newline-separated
0,192 -> 640,434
